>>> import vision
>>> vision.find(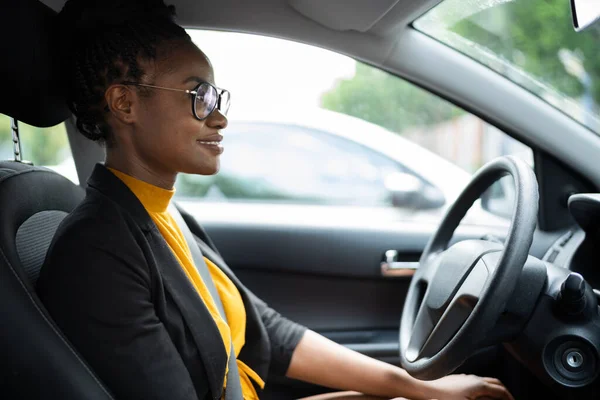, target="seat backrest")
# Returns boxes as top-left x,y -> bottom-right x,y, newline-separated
0,0 -> 114,398
0,163 -> 76,286
0,162 -> 115,399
